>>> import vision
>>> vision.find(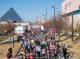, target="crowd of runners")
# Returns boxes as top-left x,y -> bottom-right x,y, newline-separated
6,30 -> 73,59
15,30 -> 72,59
